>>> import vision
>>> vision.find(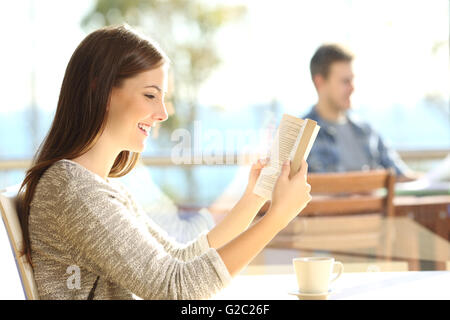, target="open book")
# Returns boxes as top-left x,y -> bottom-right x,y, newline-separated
253,114 -> 320,199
